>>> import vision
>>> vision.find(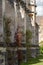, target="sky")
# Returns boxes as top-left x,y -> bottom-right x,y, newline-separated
36,0 -> 43,16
